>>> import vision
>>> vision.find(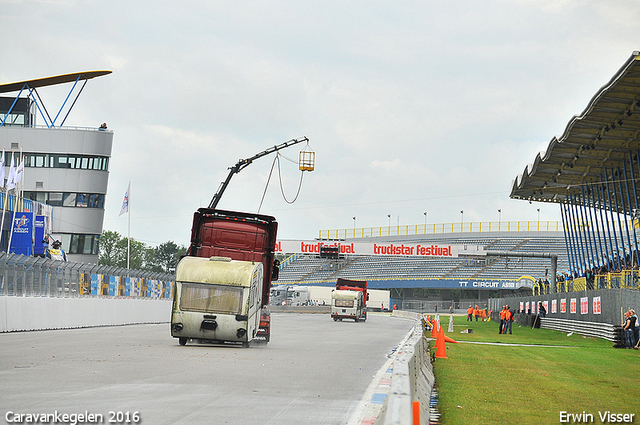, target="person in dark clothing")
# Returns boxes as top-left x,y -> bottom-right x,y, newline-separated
539,302 -> 546,318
